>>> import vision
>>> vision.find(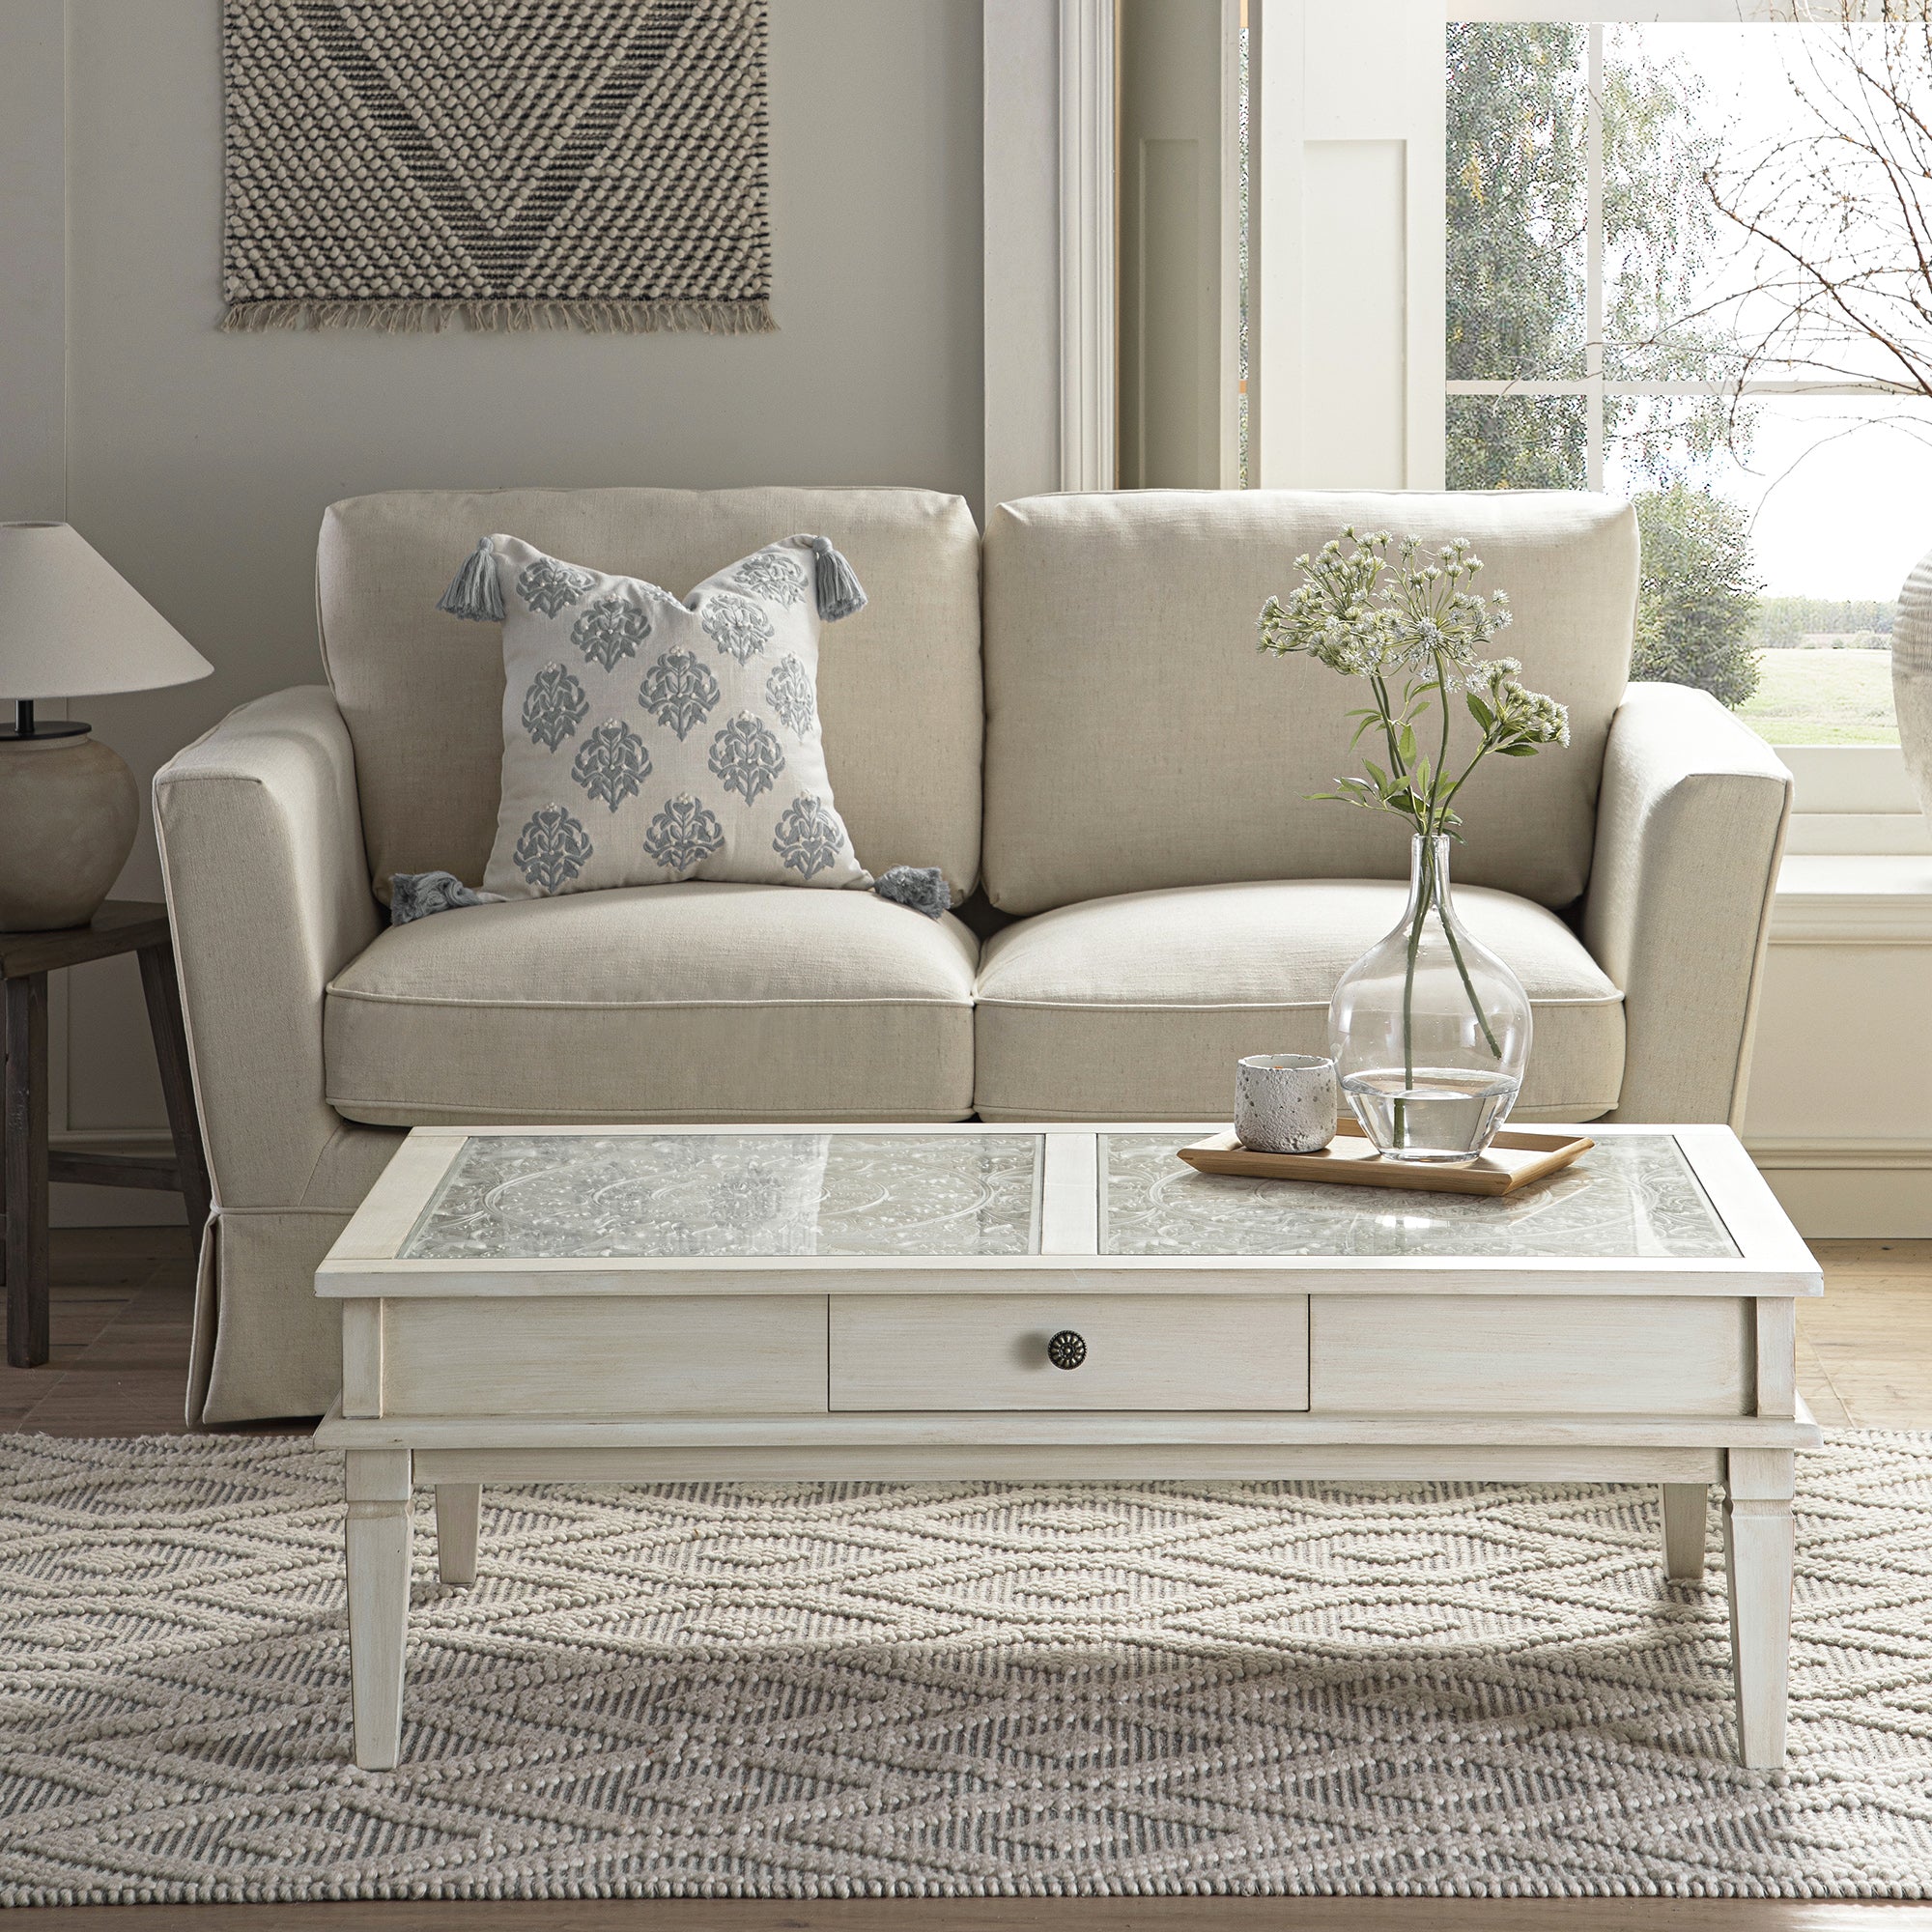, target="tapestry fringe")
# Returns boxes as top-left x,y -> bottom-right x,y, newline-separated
219,298 -> 777,335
